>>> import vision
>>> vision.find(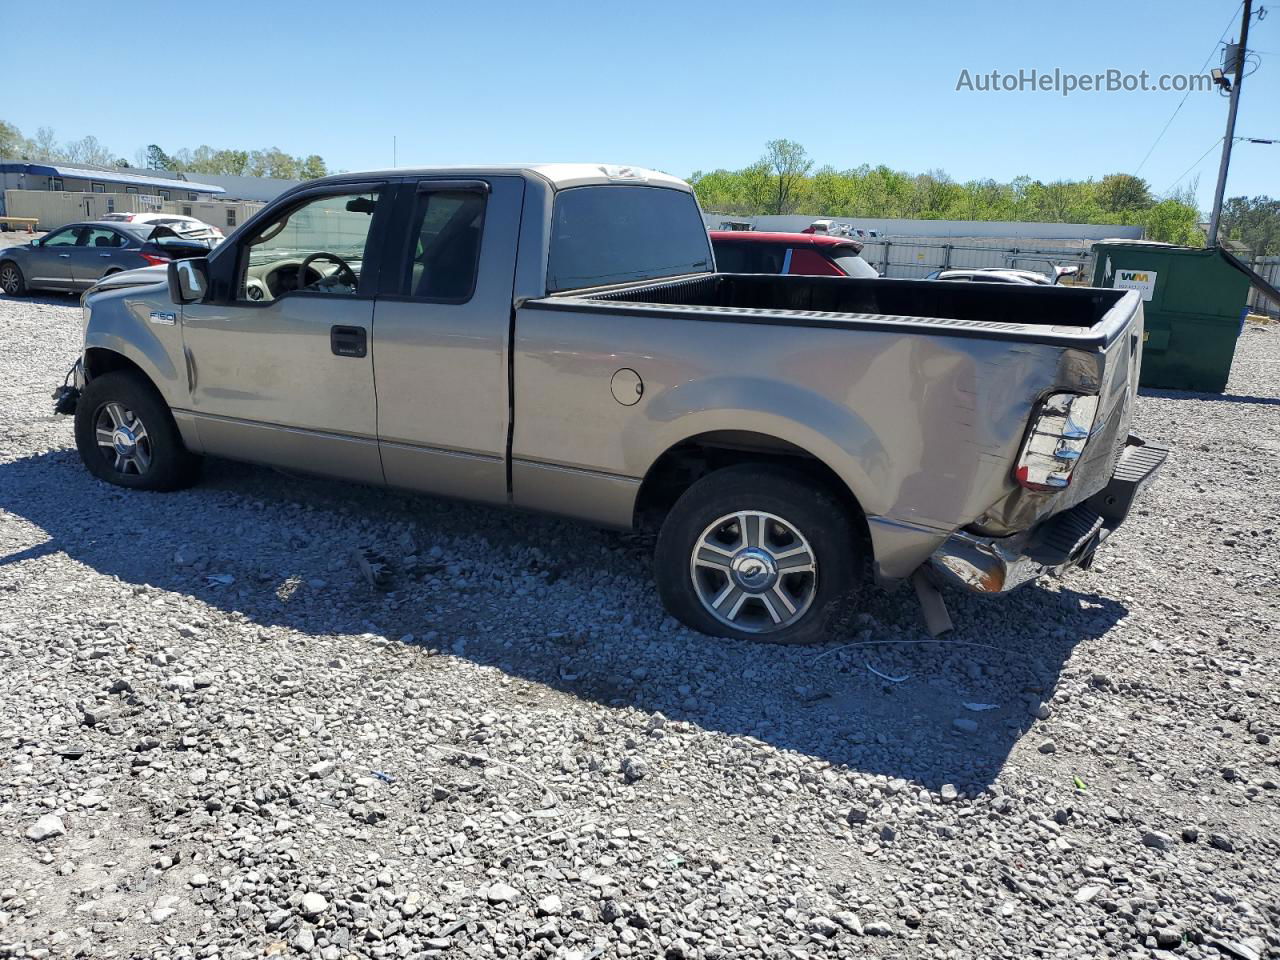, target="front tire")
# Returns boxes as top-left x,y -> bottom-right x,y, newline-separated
74,371 -> 200,491
0,261 -> 26,296
654,465 -> 858,645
